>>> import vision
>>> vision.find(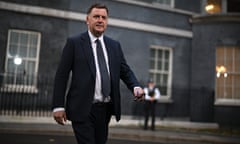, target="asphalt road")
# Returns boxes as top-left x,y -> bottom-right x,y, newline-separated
0,132 -> 162,144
